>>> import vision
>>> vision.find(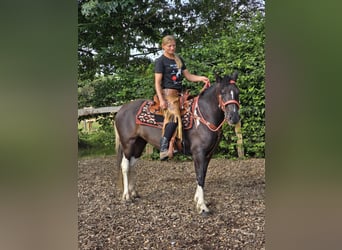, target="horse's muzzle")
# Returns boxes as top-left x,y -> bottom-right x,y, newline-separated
226,111 -> 240,125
